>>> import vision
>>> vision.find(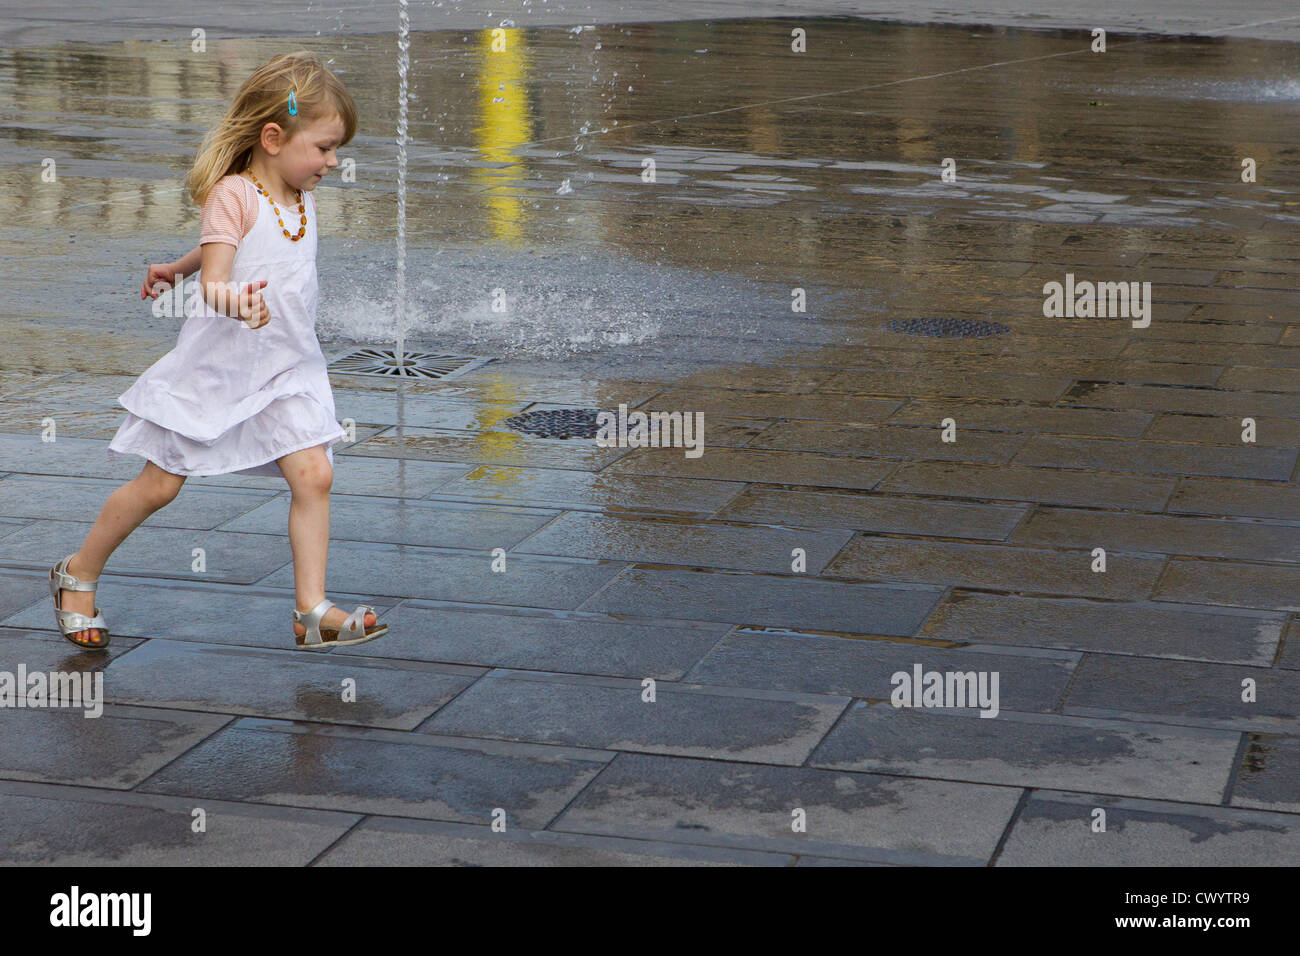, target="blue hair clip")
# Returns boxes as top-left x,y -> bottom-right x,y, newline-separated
287,90 -> 298,115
